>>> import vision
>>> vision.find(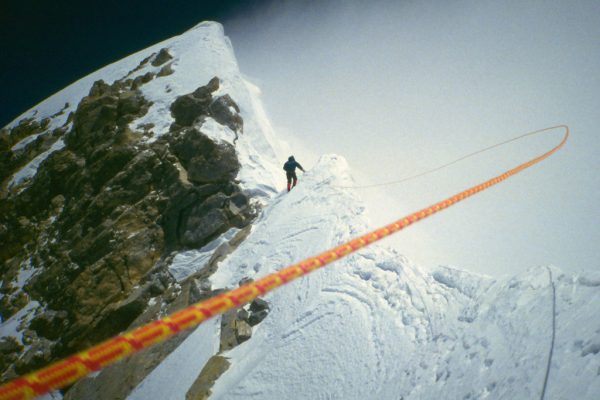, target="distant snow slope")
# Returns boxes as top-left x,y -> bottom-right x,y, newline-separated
132,154 -> 600,400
